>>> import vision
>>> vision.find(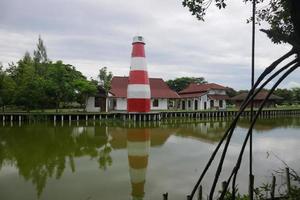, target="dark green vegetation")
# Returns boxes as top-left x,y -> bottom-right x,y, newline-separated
98,66 -> 113,95
0,37 -> 115,112
222,167 -> 300,200
166,77 -> 207,92
0,123 -> 111,198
